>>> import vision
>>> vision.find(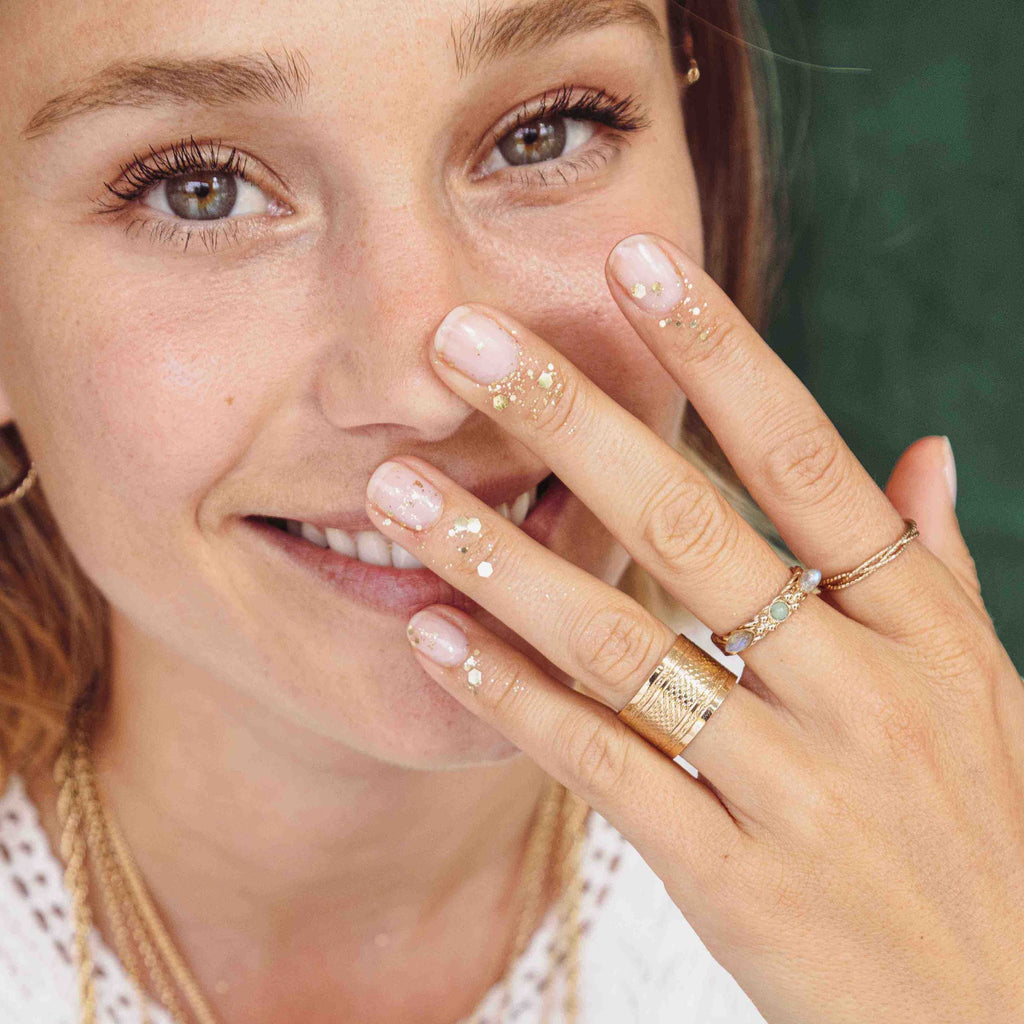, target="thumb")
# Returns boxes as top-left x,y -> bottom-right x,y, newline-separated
884,435 -> 983,604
